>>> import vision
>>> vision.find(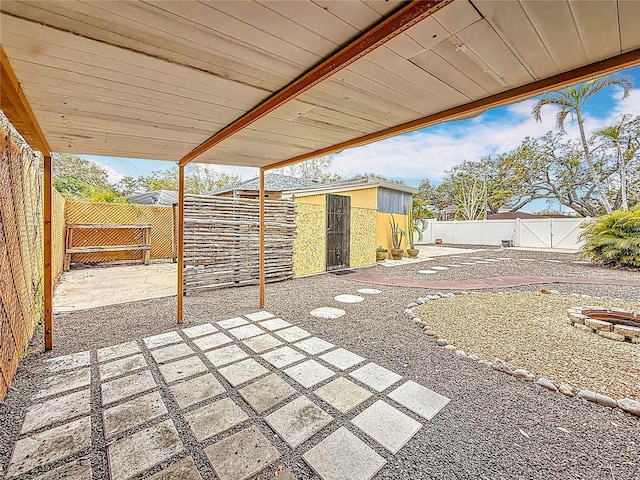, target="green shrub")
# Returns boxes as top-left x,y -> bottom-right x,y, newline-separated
579,206 -> 640,268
